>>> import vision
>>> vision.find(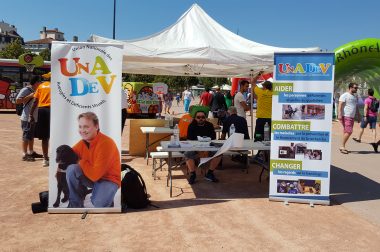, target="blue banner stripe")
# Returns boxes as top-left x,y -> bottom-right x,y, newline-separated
273,130 -> 330,142
273,169 -> 329,178
278,92 -> 332,104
